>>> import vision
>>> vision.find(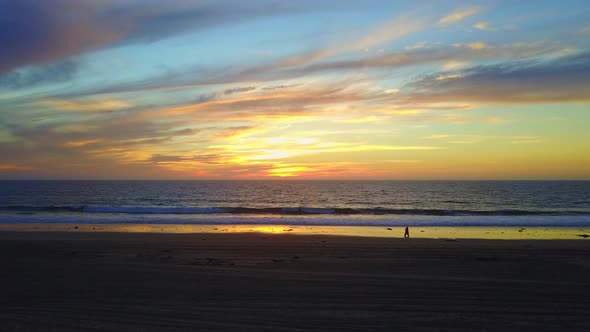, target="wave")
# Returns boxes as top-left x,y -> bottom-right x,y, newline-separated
1,205 -> 589,216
